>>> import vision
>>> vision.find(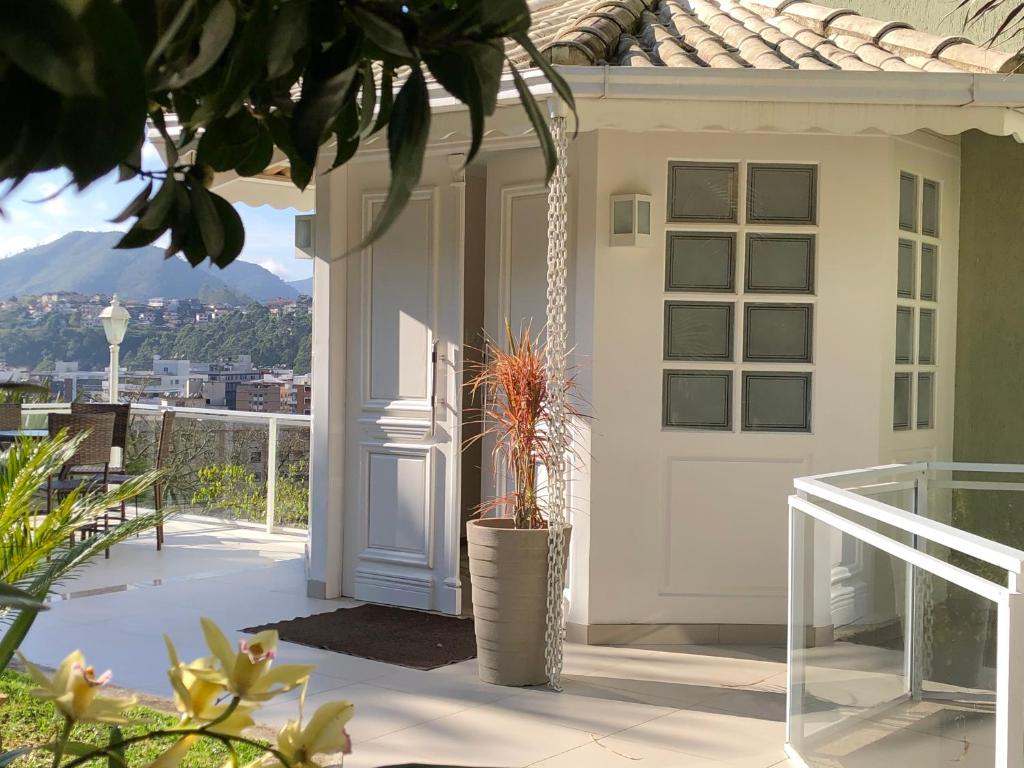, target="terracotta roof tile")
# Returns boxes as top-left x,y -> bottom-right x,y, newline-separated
538,0 -> 1024,73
